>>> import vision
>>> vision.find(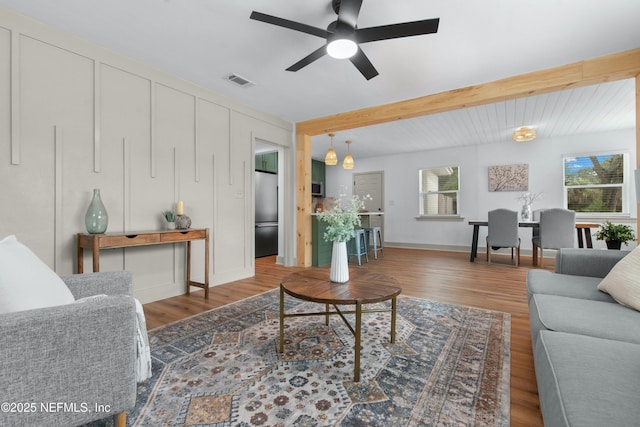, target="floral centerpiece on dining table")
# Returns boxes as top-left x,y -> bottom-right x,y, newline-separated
316,194 -> 370,282
516,191 -> 542,221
